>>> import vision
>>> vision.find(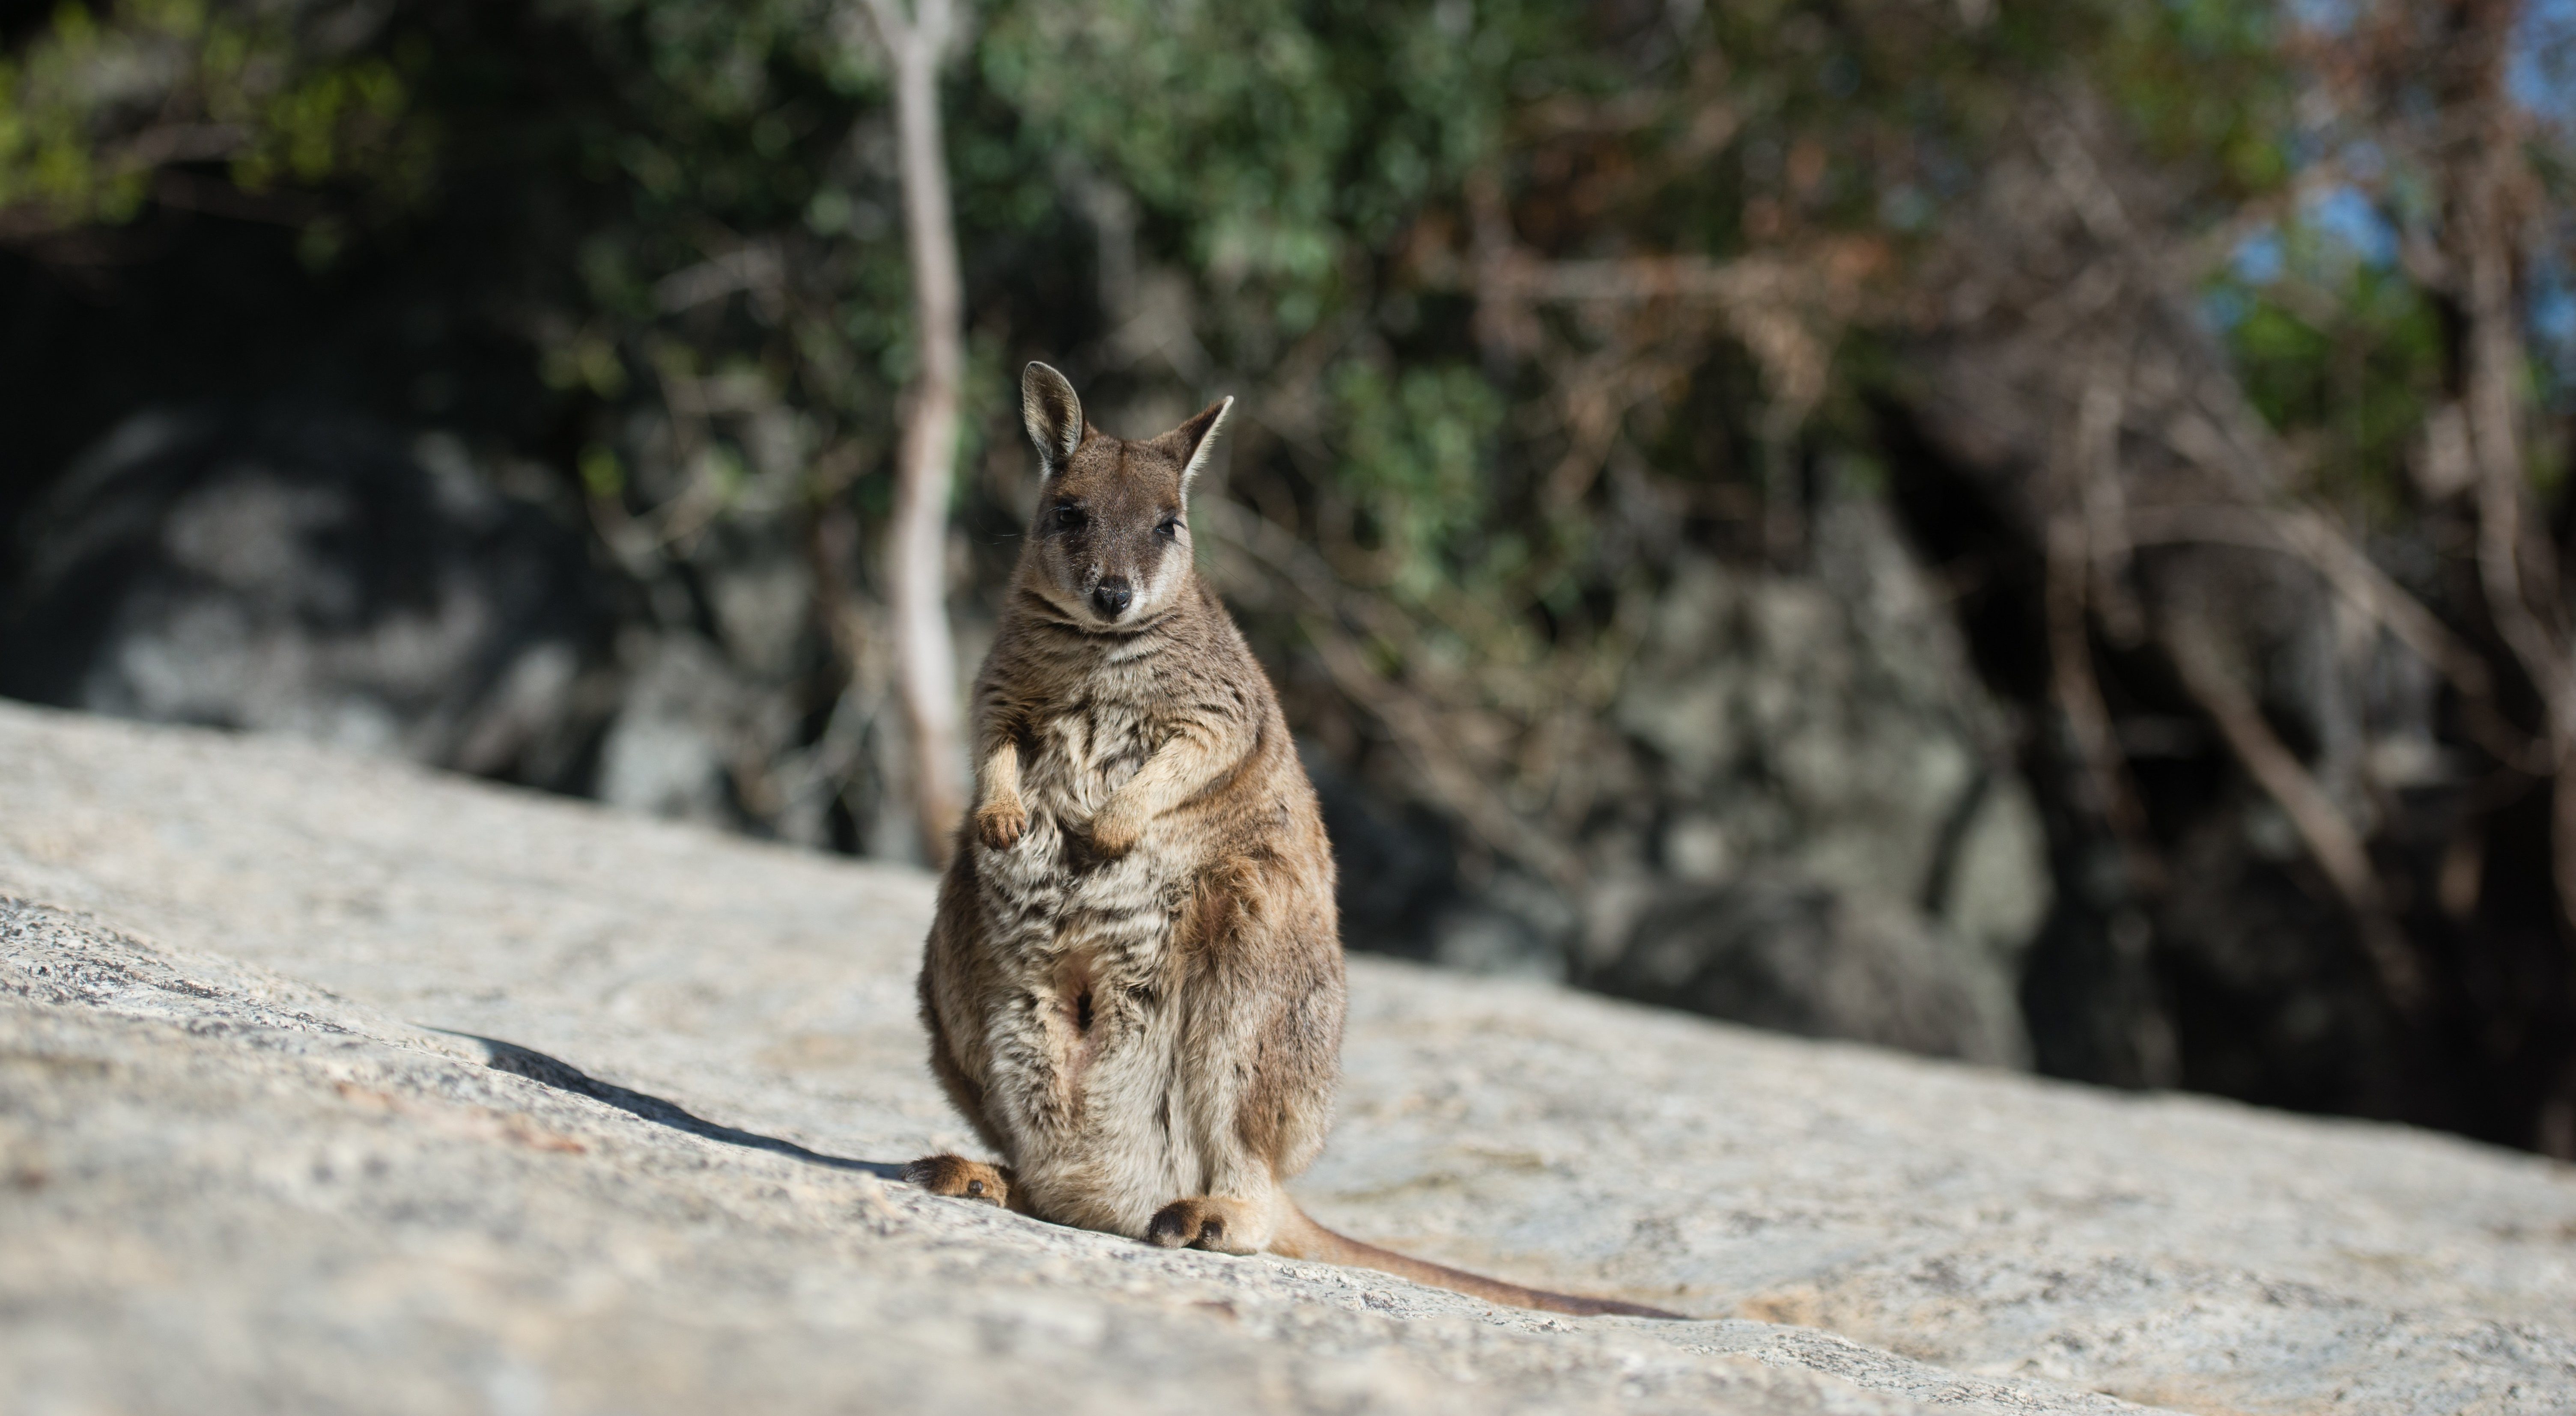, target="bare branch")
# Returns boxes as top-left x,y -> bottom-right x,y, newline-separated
2163,618 -> 2422,1011
2435,0 -> 2576,933
2047,500 -> 2162,891
2077,361 -> 2144,644
1197,499 -> 1585,889
2124,504 -> 2499,705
